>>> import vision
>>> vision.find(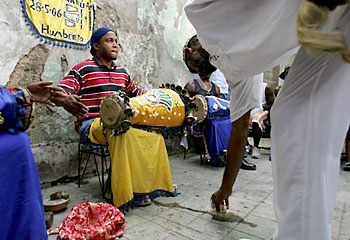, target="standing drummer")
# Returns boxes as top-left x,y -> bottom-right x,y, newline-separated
55,27 -> 143,141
